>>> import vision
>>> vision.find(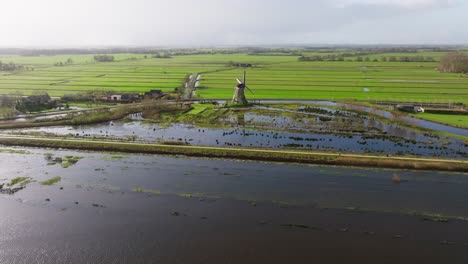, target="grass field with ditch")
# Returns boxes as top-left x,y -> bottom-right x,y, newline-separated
414,113 -> 468,128
0,52 -> 467,104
